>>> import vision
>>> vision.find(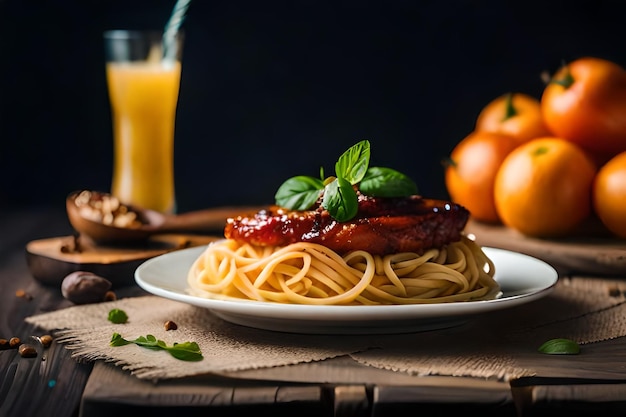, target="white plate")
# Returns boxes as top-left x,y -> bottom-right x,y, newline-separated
135,246 -> 558,334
